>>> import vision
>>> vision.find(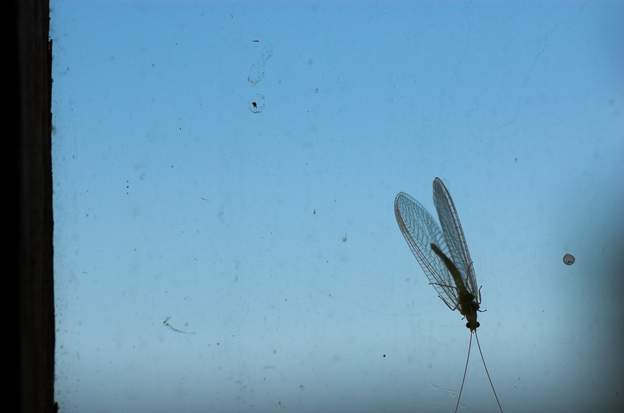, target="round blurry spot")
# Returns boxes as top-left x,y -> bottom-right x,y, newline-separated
563,253 -> 575,265
249,94 -> 265,113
